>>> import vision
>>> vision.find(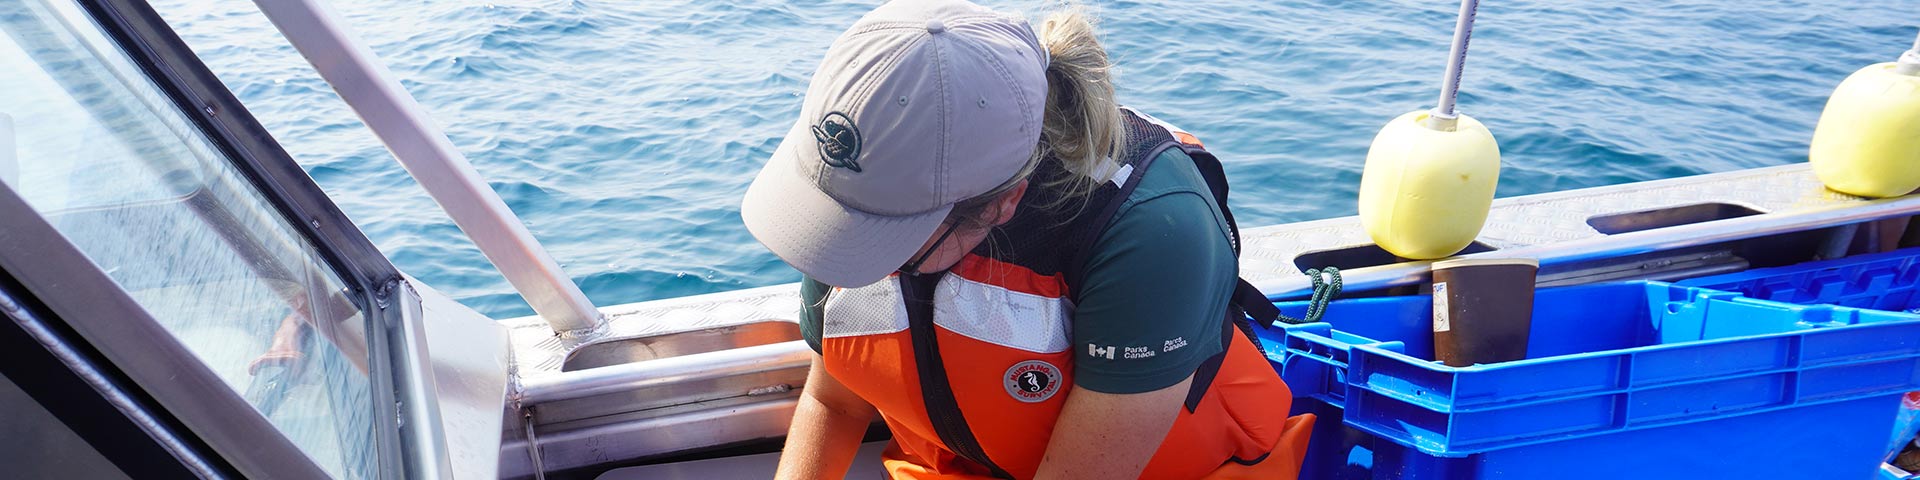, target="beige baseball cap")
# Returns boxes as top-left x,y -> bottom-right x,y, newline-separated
741,0 -> 1048,287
